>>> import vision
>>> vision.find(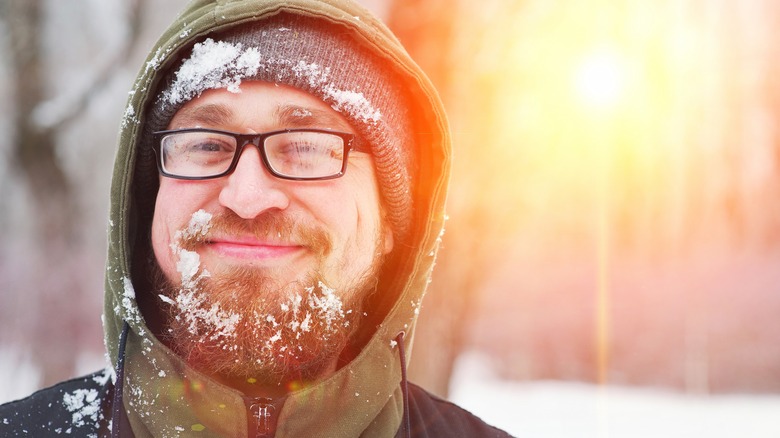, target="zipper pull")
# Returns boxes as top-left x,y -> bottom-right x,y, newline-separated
248,397 -> 276,438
